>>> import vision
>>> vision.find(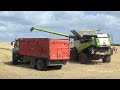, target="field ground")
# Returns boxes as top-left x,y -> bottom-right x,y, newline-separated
0,42 -> 120,79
